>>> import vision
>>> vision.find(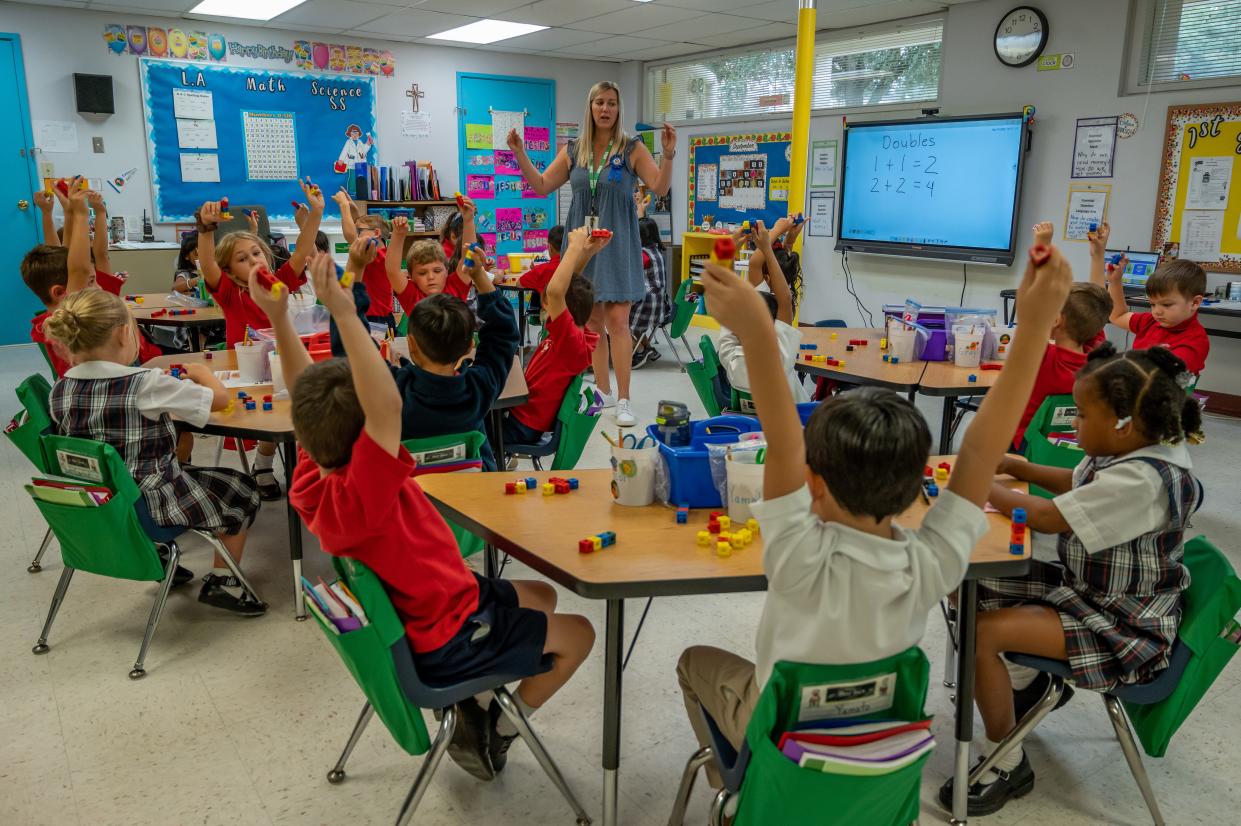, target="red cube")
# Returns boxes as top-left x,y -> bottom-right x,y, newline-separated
579,539 -> 595,554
